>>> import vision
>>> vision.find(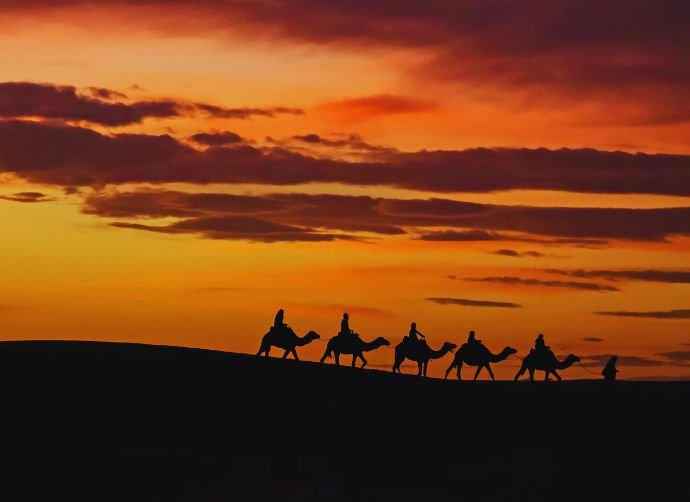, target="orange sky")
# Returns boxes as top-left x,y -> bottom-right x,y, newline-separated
1,1 -> 690,379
